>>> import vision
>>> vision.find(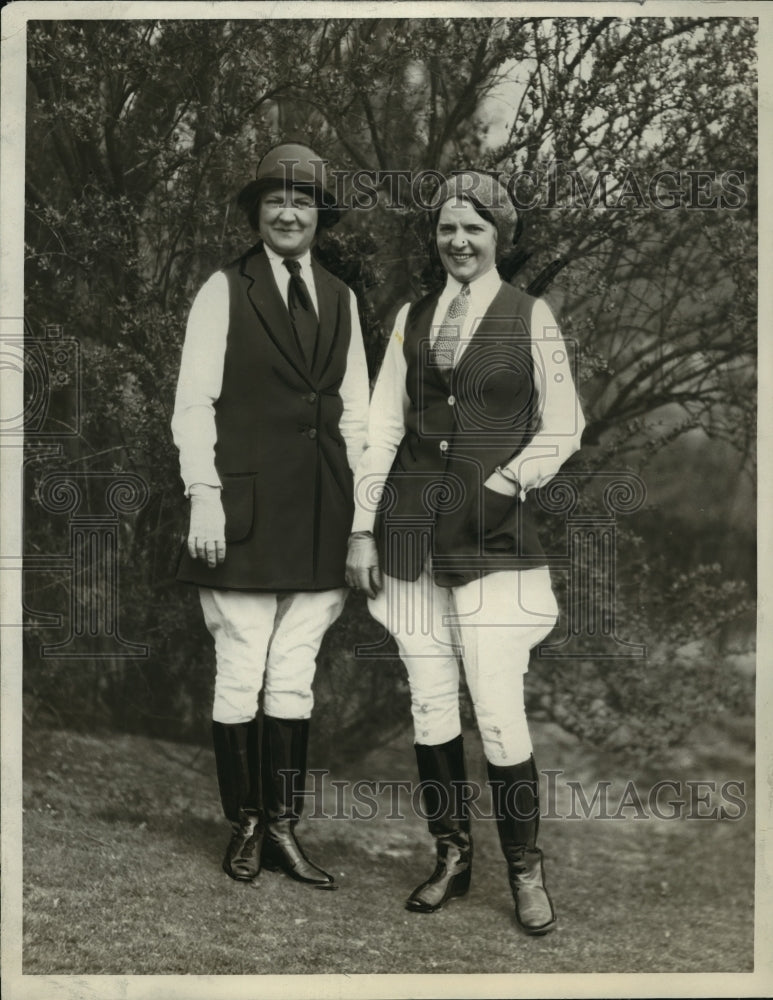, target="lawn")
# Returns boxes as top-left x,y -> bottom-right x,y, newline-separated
20,715 -> 755,978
